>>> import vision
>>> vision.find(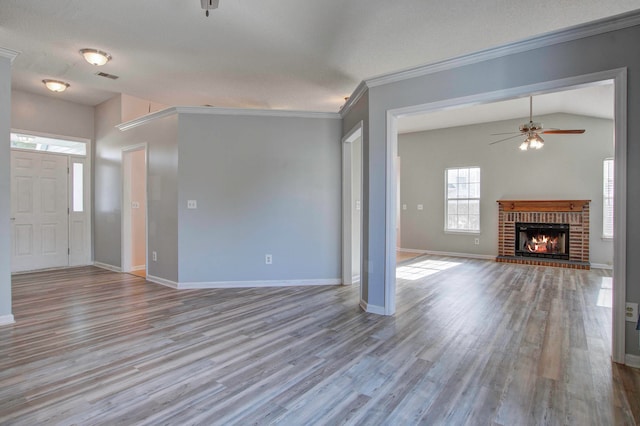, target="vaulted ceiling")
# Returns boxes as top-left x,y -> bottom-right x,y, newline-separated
1,1 -> 639,113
